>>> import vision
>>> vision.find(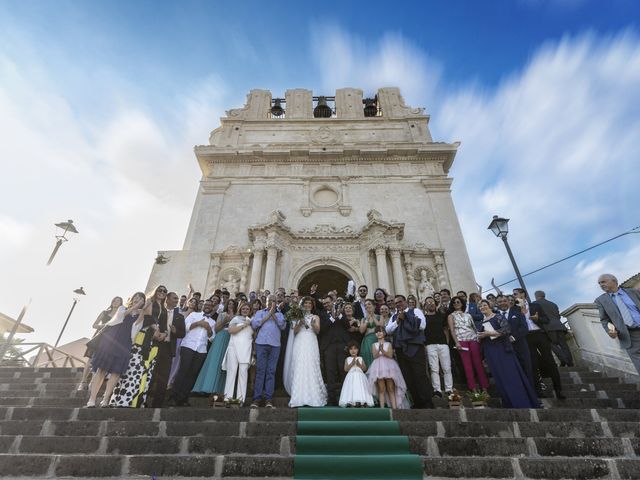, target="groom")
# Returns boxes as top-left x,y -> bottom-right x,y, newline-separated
319,295 -> 351,406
